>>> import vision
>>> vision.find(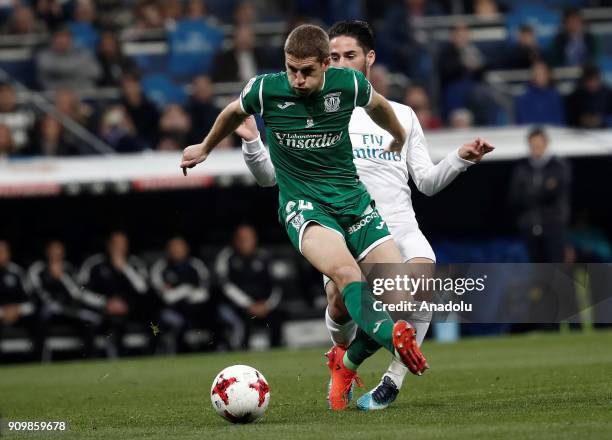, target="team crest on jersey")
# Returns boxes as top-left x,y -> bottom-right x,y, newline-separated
323,92 -> 341,112
305,117 -> 314,128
